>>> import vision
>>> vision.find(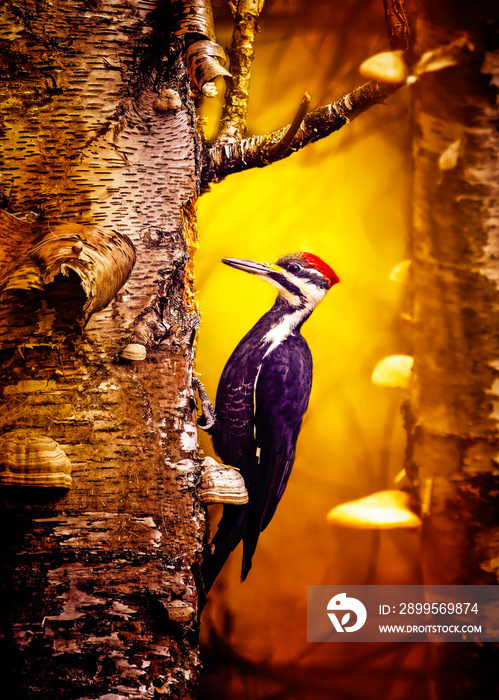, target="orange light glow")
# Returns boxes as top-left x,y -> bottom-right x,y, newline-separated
327,489 -> 421,529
